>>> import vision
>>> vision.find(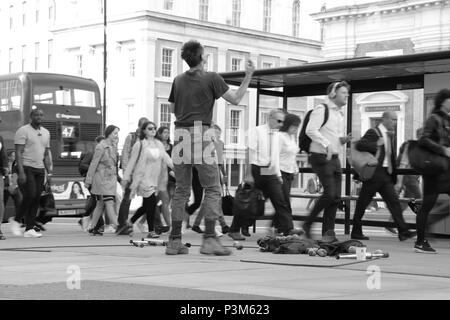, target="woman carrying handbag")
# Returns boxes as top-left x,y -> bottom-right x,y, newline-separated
414,89 -> 450,254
